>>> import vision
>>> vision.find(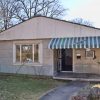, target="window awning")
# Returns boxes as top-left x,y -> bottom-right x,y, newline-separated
48,36 -> 100,49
